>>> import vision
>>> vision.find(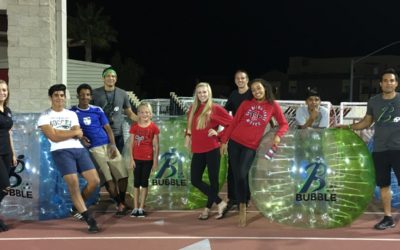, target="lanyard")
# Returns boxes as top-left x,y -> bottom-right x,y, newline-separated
104,88 -> 116,106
